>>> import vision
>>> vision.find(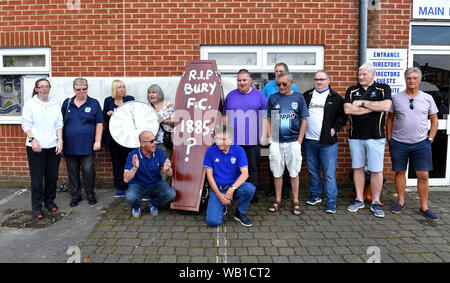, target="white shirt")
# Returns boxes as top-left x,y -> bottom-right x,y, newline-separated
306,88 -> 329,140
21,95 -> 63,148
